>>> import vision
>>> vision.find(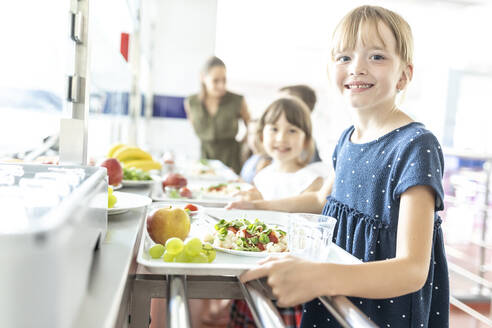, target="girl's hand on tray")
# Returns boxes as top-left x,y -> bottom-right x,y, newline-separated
239,254 -> 323,307
232,187 -> 263,201
225,199 -> 256,210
